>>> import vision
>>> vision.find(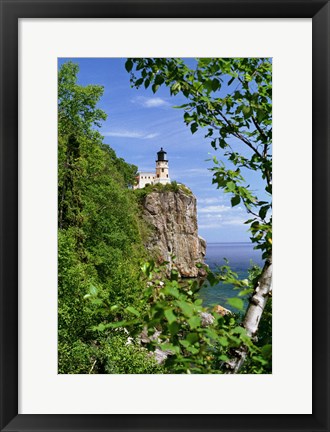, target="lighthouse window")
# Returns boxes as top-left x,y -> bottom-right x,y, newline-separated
167,174 -> 168,178
162,168 -> 164,172
157,174 -> 160,178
